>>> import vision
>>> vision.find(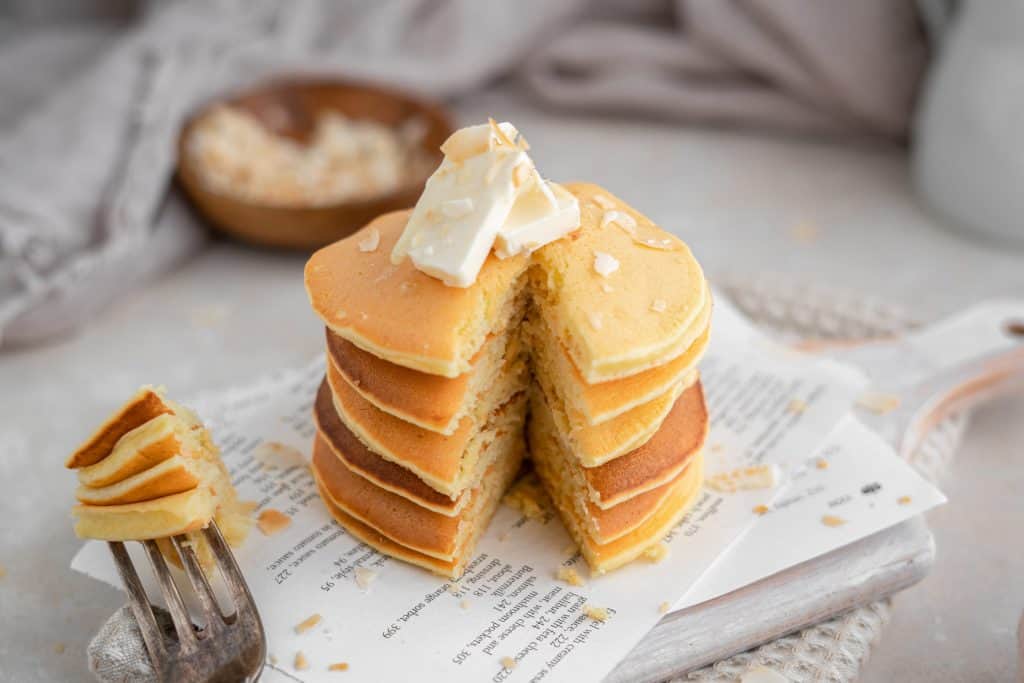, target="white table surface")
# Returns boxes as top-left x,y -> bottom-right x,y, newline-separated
2,85 -> 1022,682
